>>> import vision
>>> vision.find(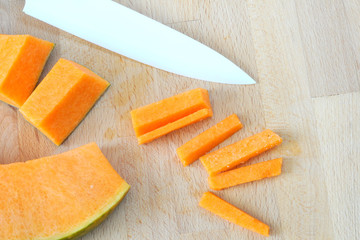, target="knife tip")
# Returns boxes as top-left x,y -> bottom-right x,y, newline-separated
221,71 -> 257,85
210,61 -> 257,85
